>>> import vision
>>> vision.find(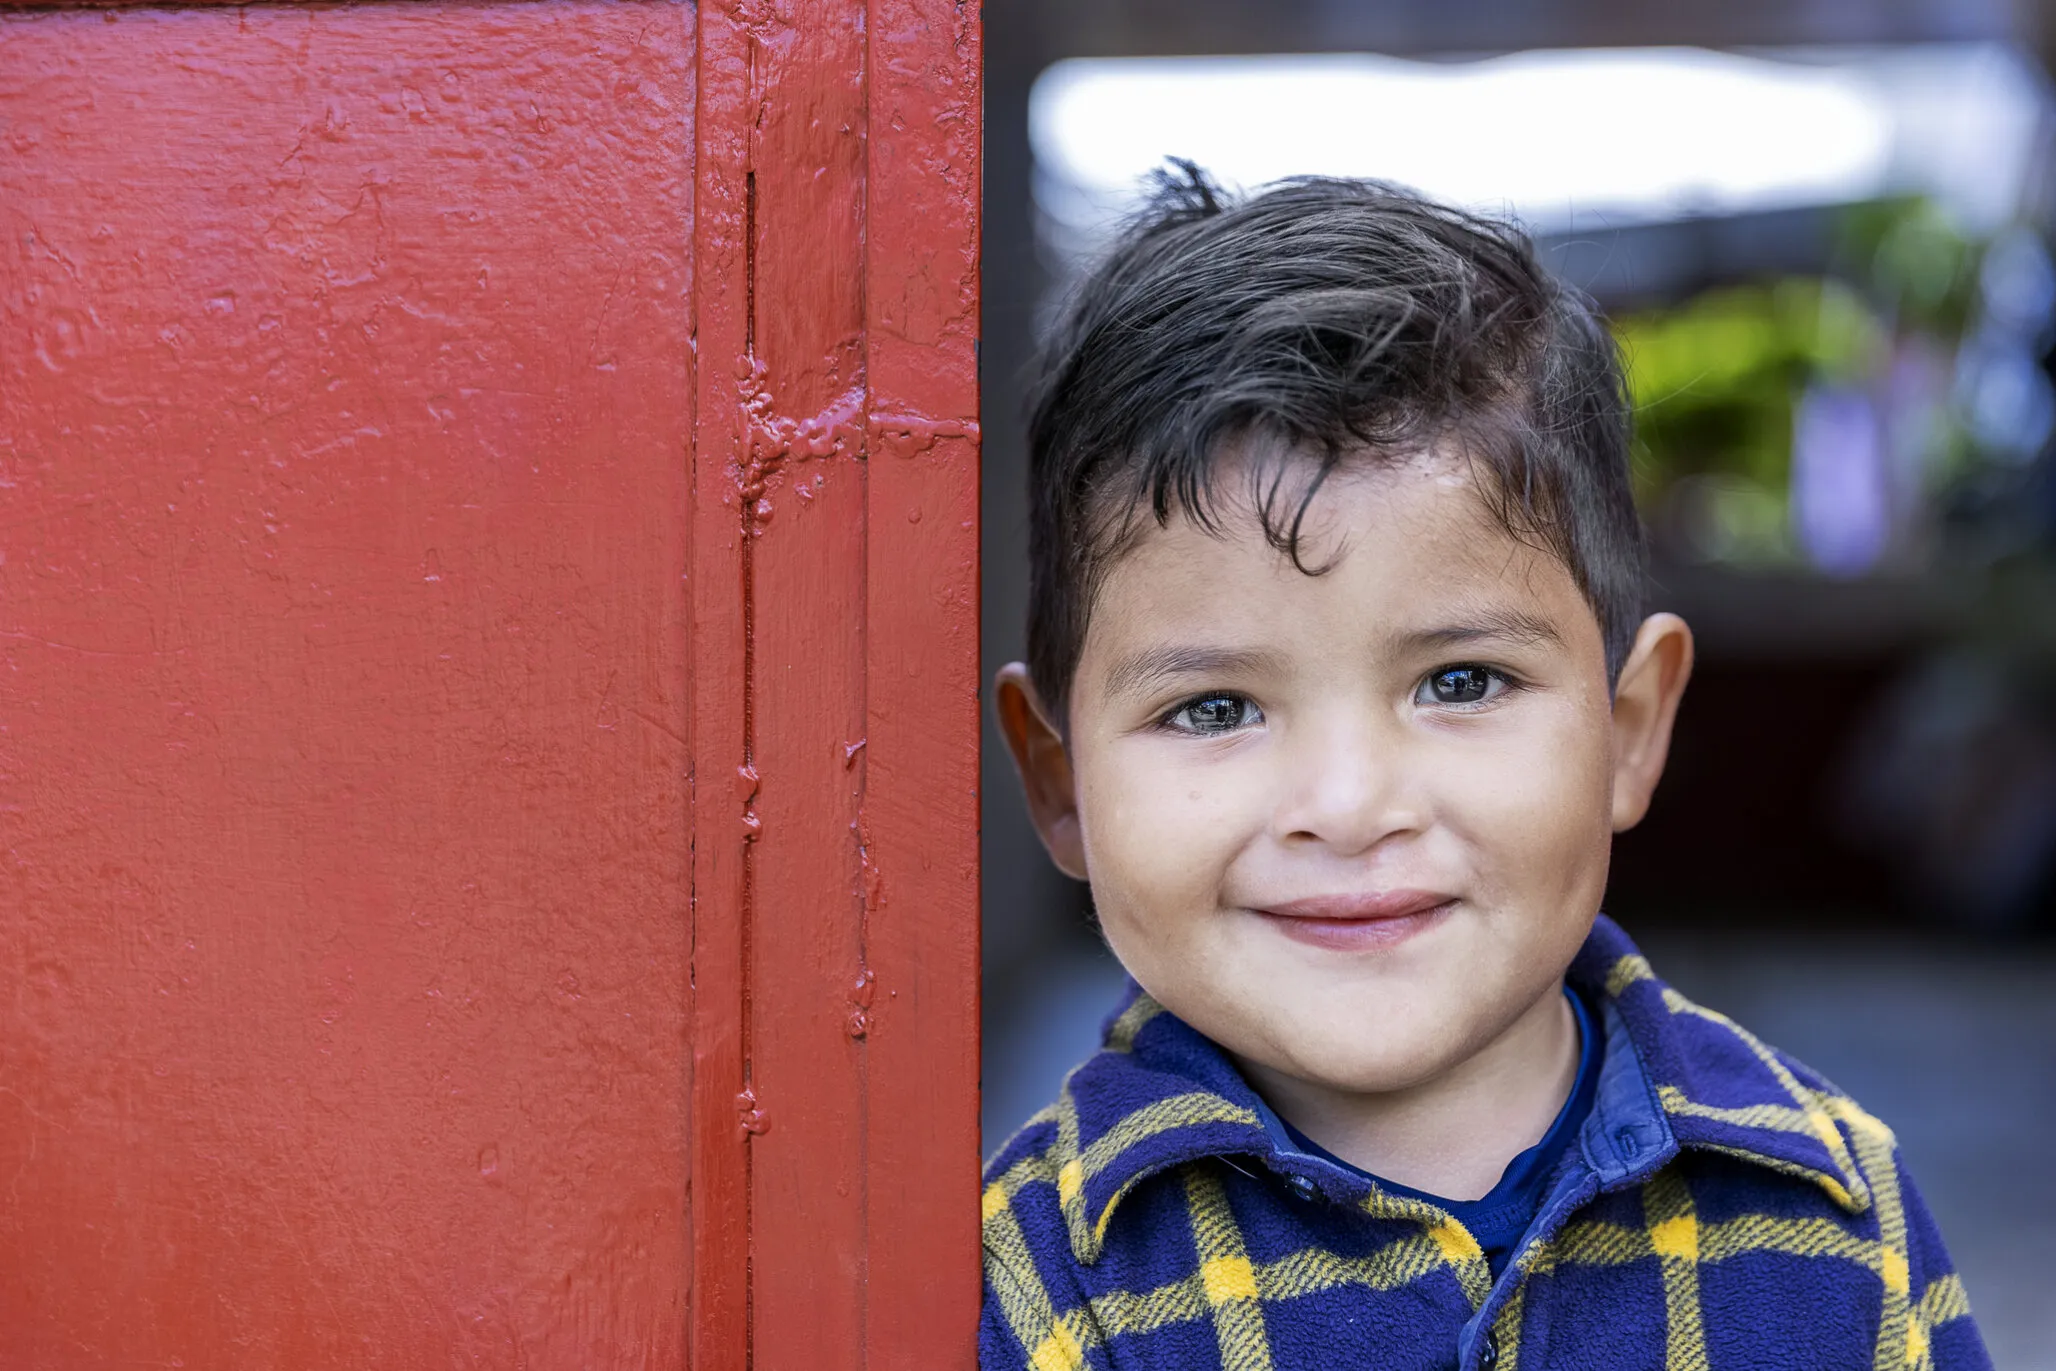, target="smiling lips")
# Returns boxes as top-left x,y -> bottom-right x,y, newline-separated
1255,890 -> 1456,952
